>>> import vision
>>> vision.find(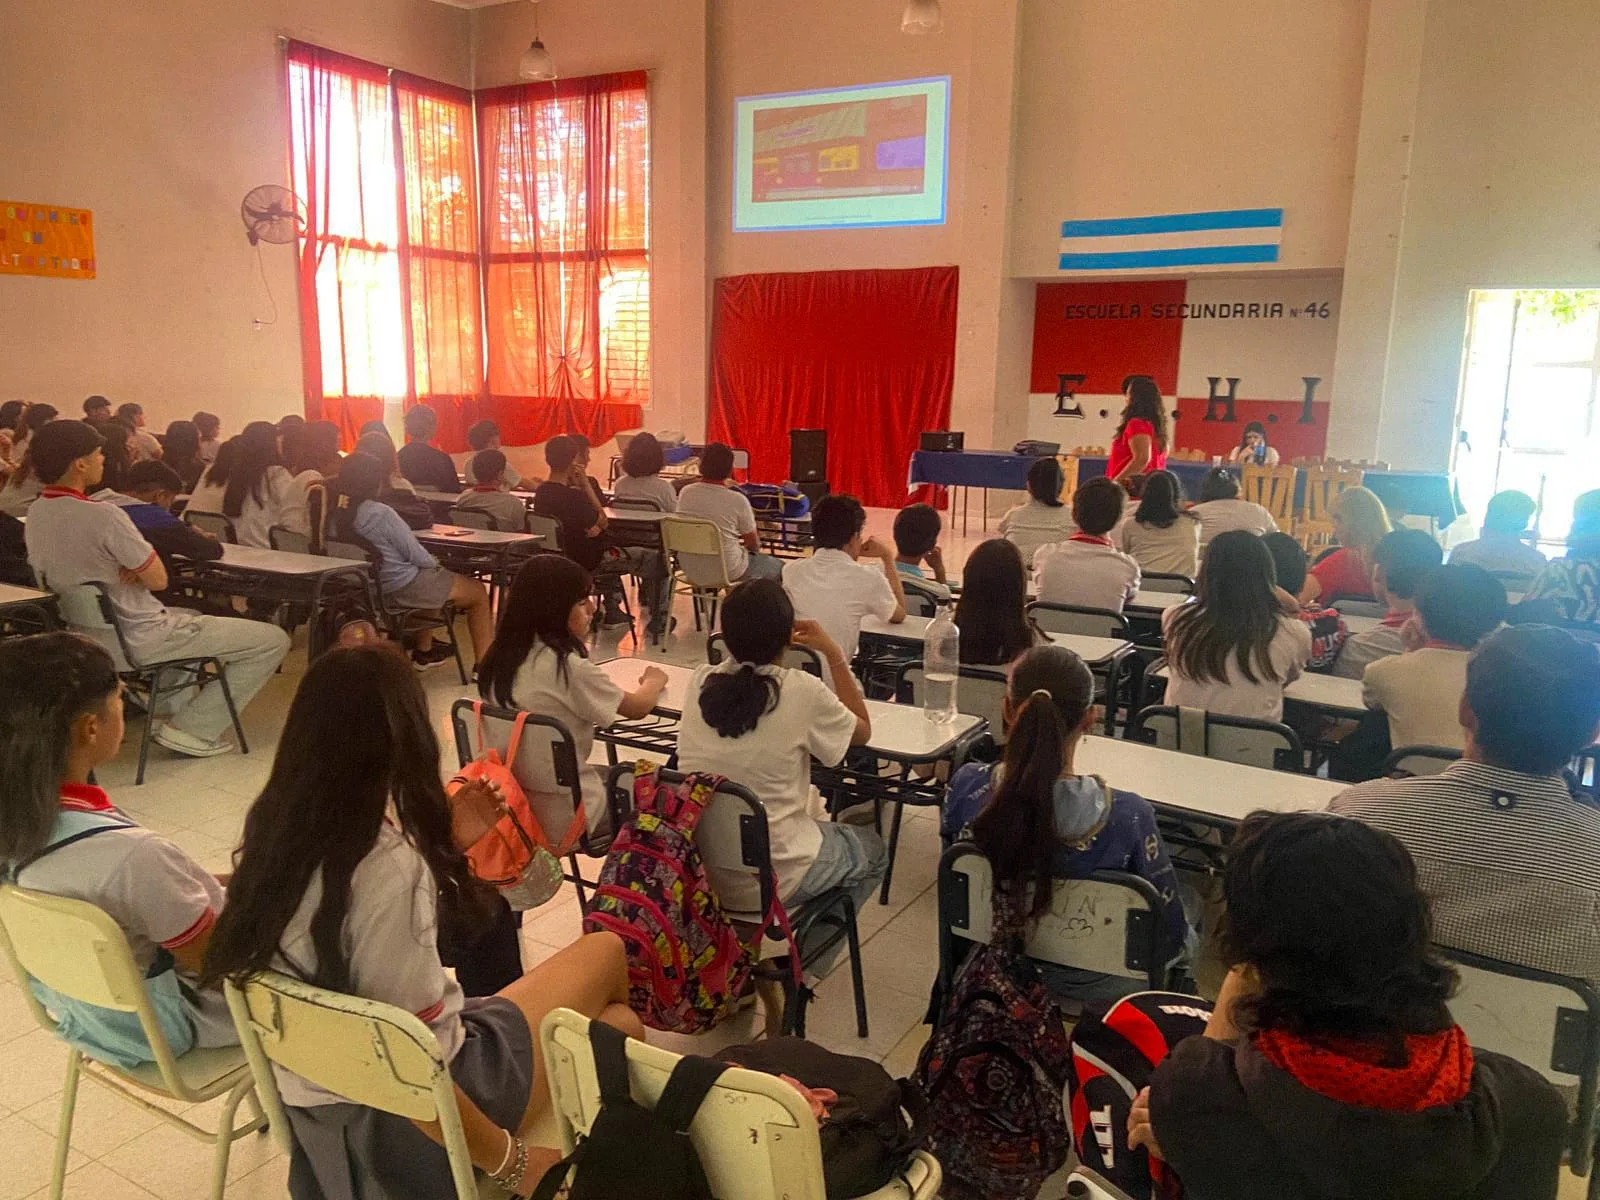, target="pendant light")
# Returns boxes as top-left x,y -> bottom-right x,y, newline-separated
901,0 -> 943,34
518,0 -> 557,82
